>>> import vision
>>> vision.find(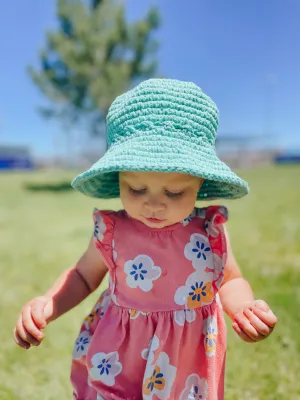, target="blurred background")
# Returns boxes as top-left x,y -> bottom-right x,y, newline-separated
0,1 -> 299,399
